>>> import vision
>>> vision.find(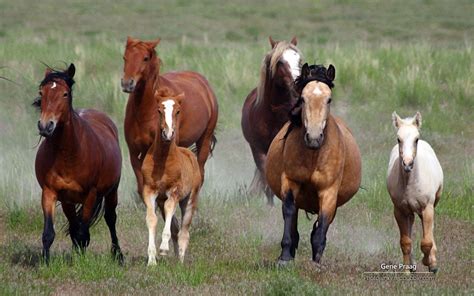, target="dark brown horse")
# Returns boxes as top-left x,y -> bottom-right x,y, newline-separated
121,37 -> 218,197
241,36 -> 302,205
265,63 -> 361,265
34,64 -> 123,264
